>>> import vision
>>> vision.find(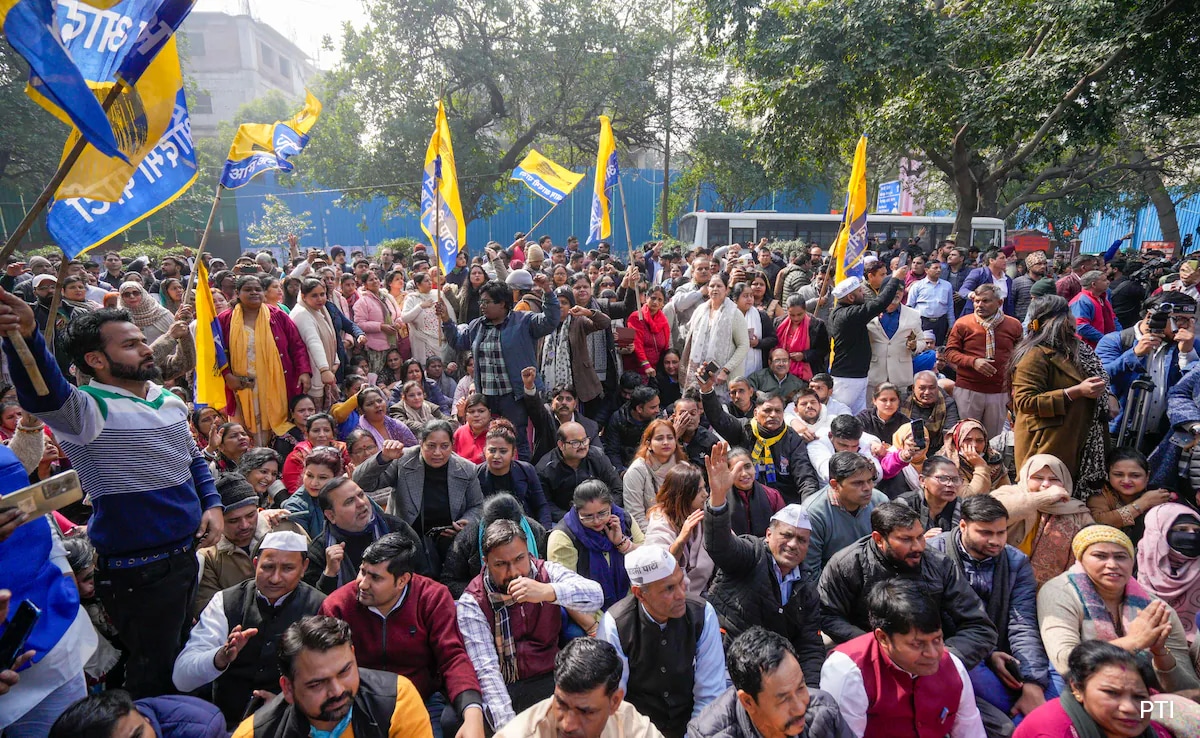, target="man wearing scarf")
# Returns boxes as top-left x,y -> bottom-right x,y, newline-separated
302,478 -> 428,594
458,519 -> 603,731
901,371 -> 961,454
945,283 -> 1024,439
699,372 -> 819,504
